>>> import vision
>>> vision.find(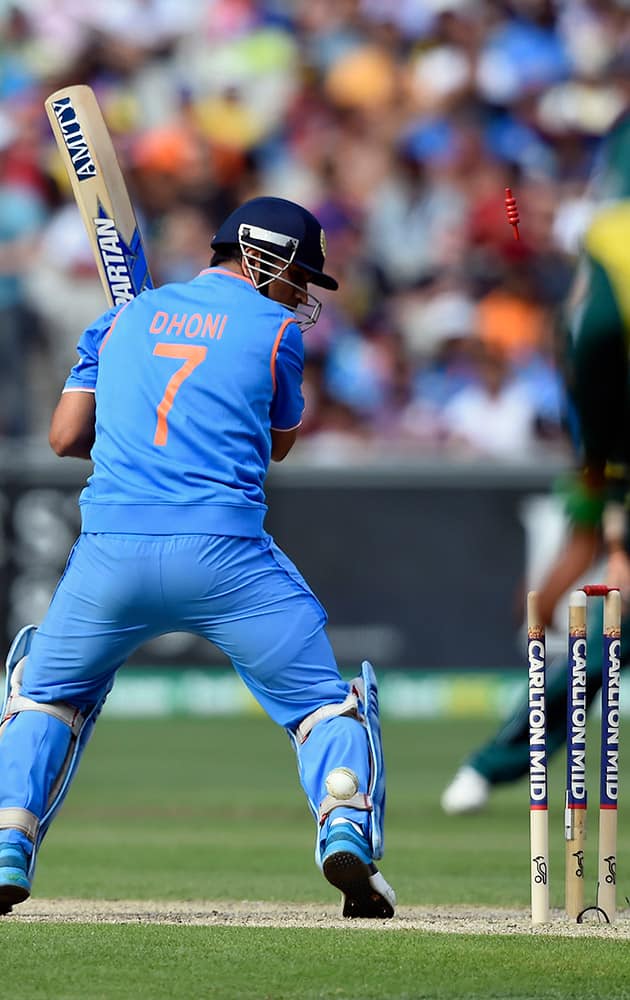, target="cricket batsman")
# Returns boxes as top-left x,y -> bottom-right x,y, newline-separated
0,196 -> 395,918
